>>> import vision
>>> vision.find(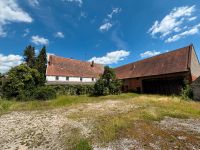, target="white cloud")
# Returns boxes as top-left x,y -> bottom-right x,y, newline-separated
99,22 -> 112,32
54,32 -> 64,38
108,8 -> 121,19
31,35 -> 49,45
23,28 -> 30,37
62,0 -> 83,7
0,54 -> 23,73
99,8 -> 121,32
0,0 -> 33,37
140,50 -> 161,58
89,50 -> 130,65
28,0 -> 39,7
165,24 -> 200,43
149,5 -> 196,38
188,16 -> 197,21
